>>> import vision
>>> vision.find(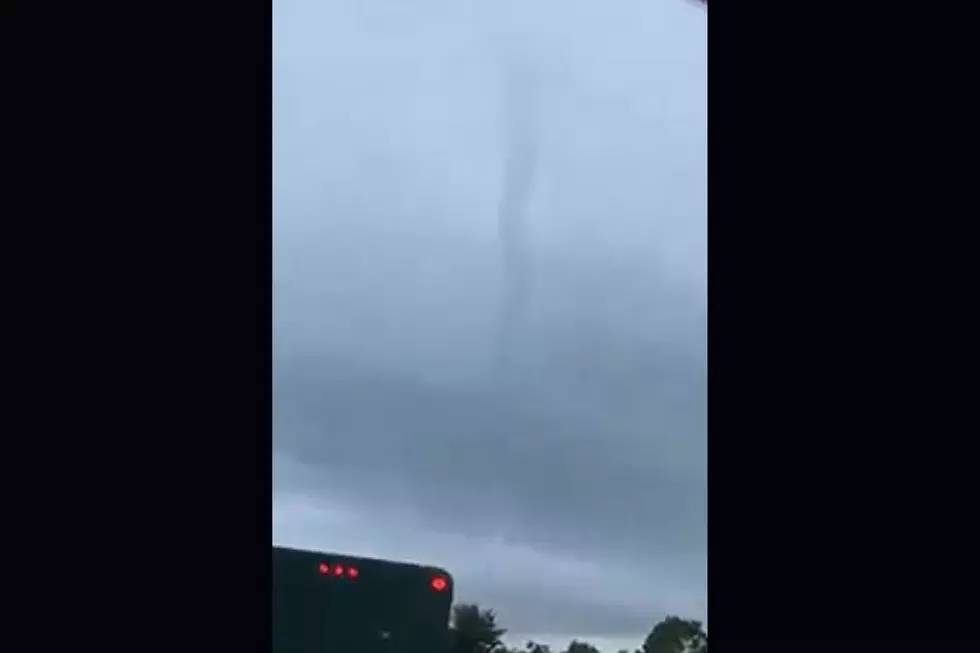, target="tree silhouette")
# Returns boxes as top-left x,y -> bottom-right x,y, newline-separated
641,616 -> 707,653
563,639 -> 601,653
450,604 -> 507,653
448,604 -> 706,653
